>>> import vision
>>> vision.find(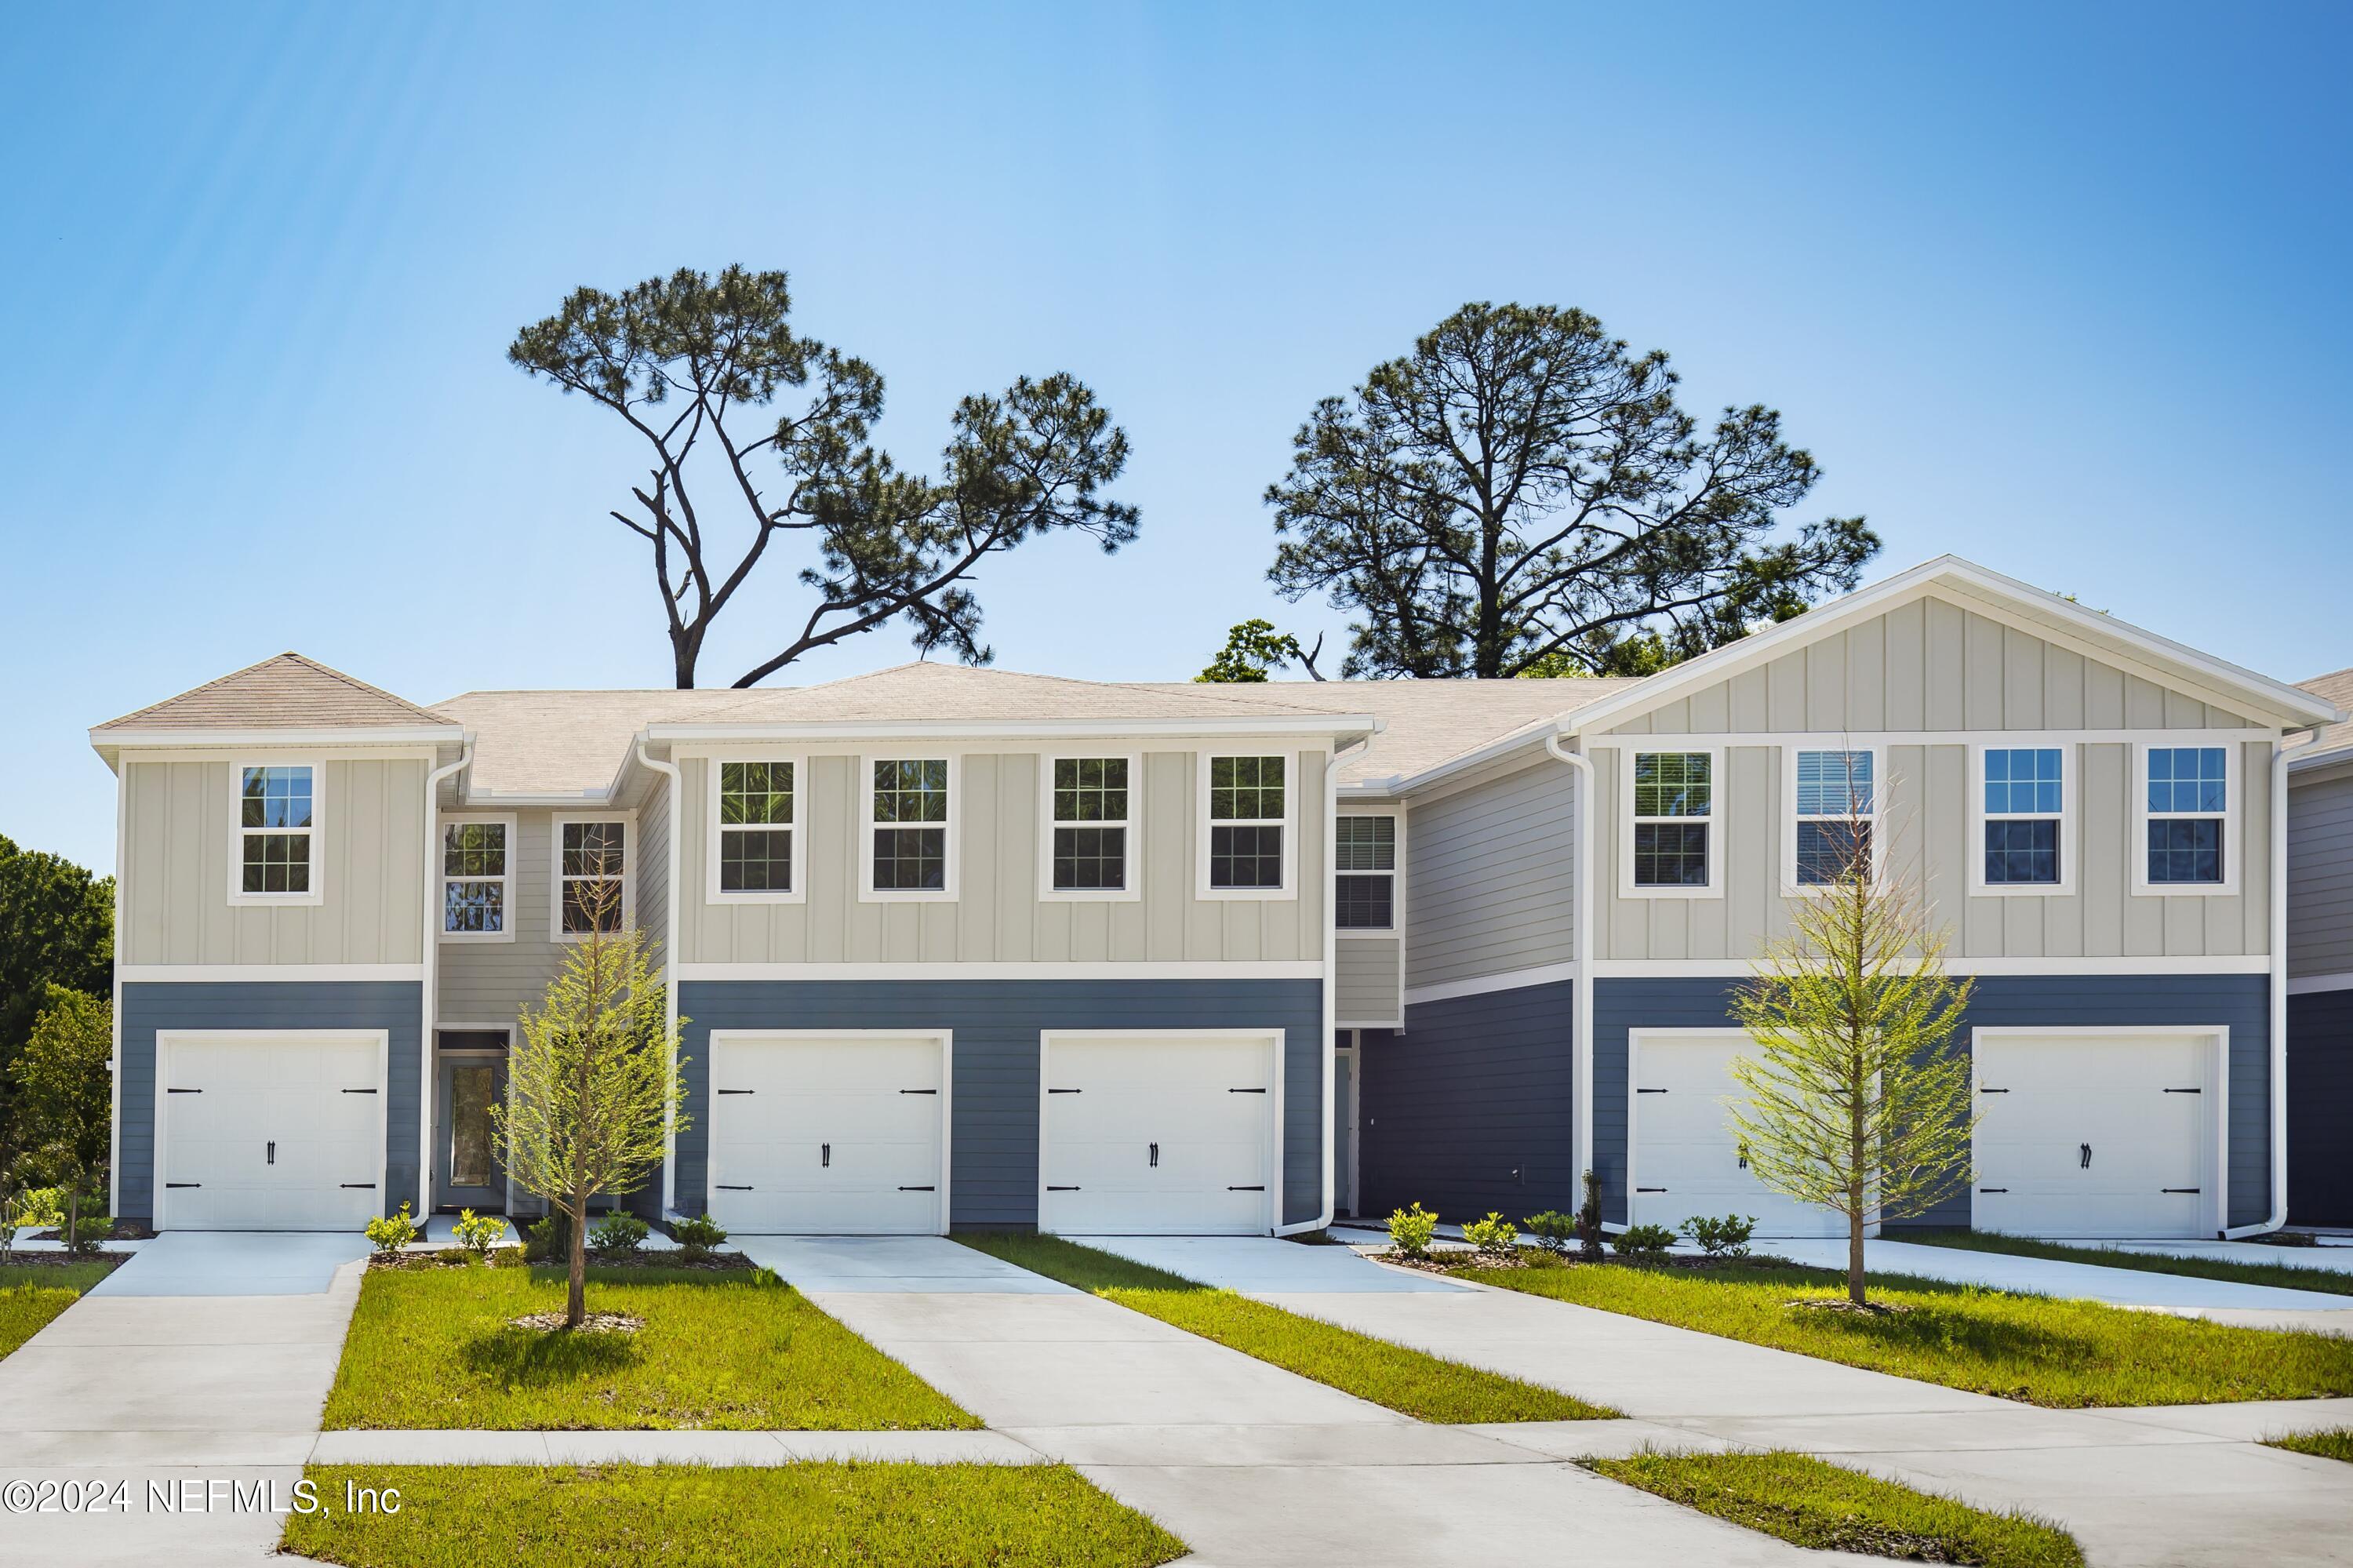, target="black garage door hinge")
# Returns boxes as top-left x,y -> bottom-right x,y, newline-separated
715,1184 -> 752,1191
168,1087 -> 202,1093
1979,1187 -> 2009,1194
1229,1086 -> 1267,1093
900,1088 -> 937,1095
1636,1186 -> 1667,1193
340,1183 -> 376,1189
1228,1185 -> 1265,1191
899,1185 -> 935,1192
1048,1088 -> 1082,1094
2162,1087 -> 2202,1094
165,1181 -> 201,1188
2162,1187 -> 2202,1194
343,1087 -> 376,1094
1047,1184 -> 1081,1191
1980,1087 -> 2009,1093
1636,1087 -> 1668,1094
717,1089 -> 754,1096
